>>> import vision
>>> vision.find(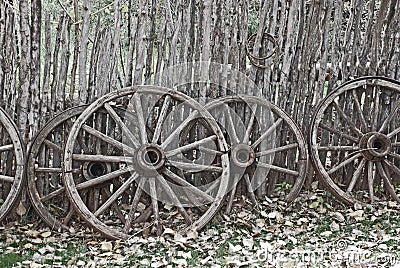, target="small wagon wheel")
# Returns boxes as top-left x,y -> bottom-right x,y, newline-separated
309,76 -> 400,205
205,96 -> 308,213
27,106 -> 88,230
246,32 -> 278,69
0,107 -> 25,222
63,86 -> 230,239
